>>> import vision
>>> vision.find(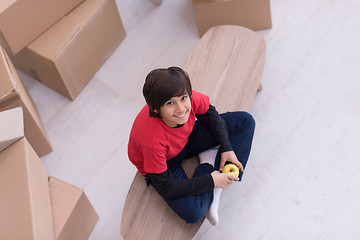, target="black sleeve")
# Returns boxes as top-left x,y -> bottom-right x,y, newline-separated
196,104 -> 233,153
147,170 -> 214,199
